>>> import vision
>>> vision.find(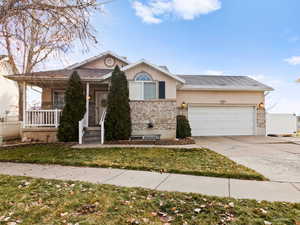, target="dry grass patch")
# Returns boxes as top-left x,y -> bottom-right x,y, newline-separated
0,175 -> 299,225
0,144 -> 266,180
